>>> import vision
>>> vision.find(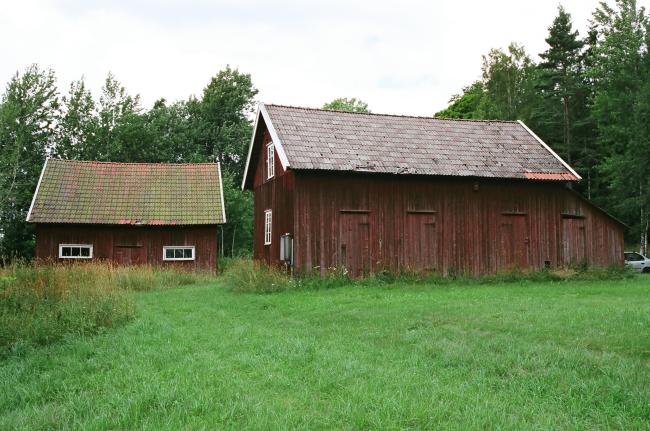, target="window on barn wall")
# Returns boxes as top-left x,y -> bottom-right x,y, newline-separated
264,210 -> 272,245
59,244 -> 93,259
266,142 -> 275,180
163,246 -> 195,261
